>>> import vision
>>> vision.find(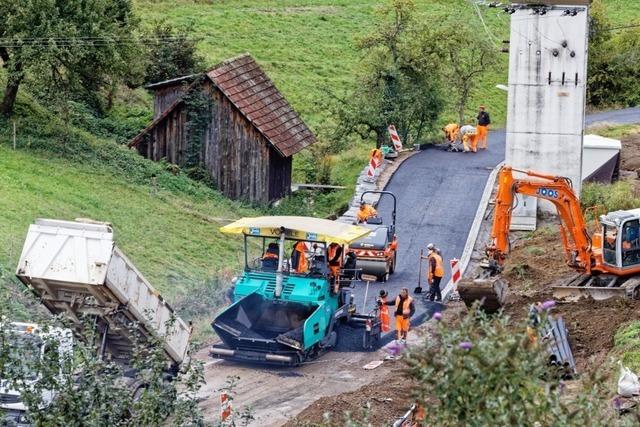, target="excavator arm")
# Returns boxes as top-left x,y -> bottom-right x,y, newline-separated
487,166 -> 594,274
